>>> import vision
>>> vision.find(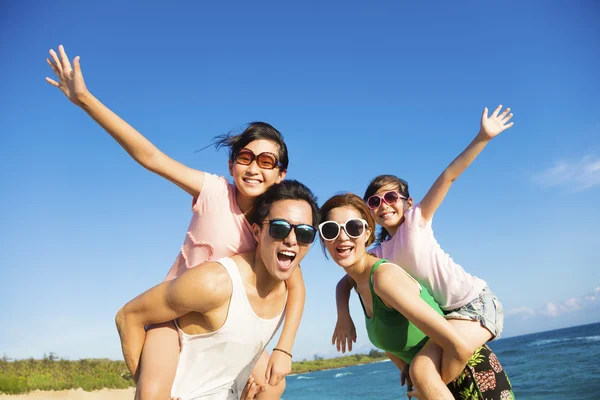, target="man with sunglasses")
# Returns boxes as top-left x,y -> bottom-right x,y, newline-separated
116,180 -> 319,400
